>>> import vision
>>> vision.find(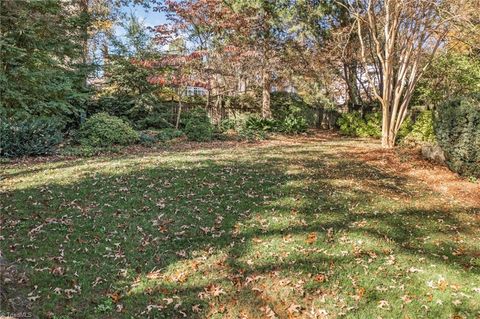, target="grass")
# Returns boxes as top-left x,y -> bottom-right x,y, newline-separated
1,134 -> 479,318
